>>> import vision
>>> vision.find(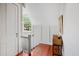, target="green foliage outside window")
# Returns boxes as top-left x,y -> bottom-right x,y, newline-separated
22,16 -> 31,31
